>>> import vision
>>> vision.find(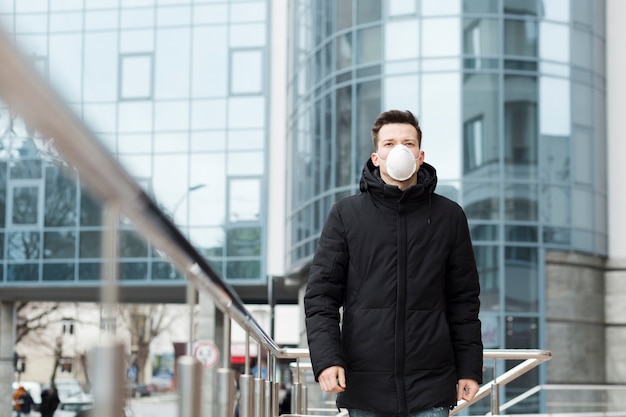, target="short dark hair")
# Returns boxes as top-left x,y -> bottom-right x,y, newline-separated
371,110 -> 422,150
